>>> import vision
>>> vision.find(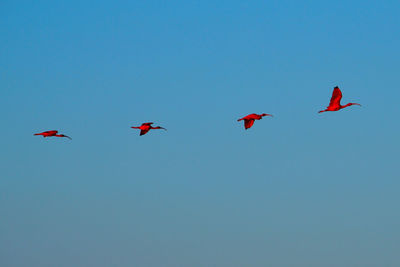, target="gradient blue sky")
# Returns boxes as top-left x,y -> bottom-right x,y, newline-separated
1,1 -> 400,266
